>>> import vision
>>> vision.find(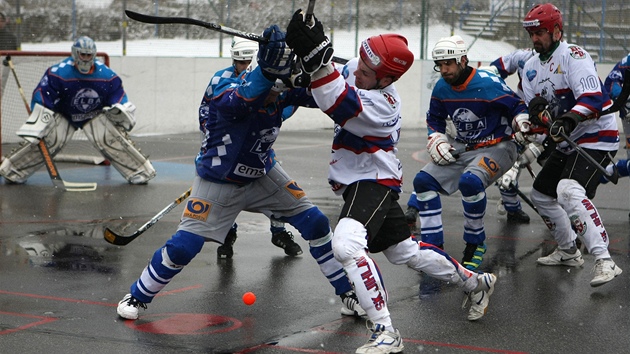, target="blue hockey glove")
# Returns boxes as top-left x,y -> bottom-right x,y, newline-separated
257,25 -> 294,81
